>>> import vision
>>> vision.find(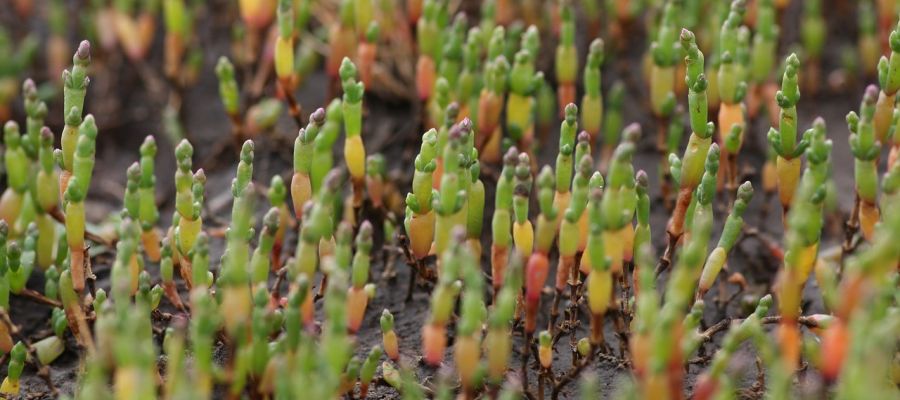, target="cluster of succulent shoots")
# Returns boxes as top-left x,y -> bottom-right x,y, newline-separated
0,0 -> 898,399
